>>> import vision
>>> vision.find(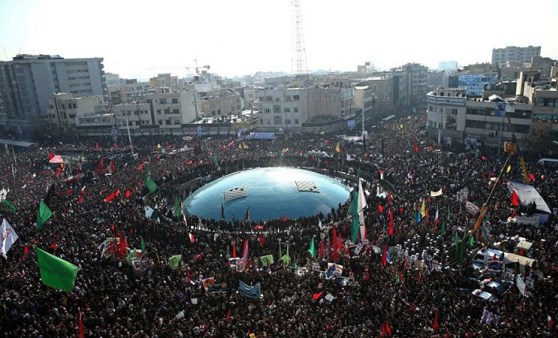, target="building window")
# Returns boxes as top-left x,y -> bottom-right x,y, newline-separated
273,105 -> 281,114
172,98 -> 178,104
293,95 -> 300,100
264,108 -> 271,113
284,107 -> 291,113
273,116 -> 282,124
293,107 -> 299,113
